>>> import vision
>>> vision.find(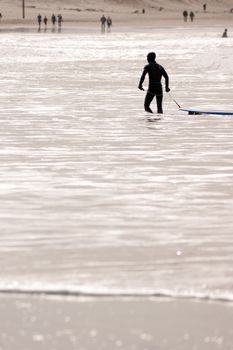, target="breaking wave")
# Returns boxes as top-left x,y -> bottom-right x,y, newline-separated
0,286 -> 232,303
